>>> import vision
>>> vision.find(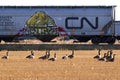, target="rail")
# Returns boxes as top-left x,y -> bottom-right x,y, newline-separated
0,44 -> 119,51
